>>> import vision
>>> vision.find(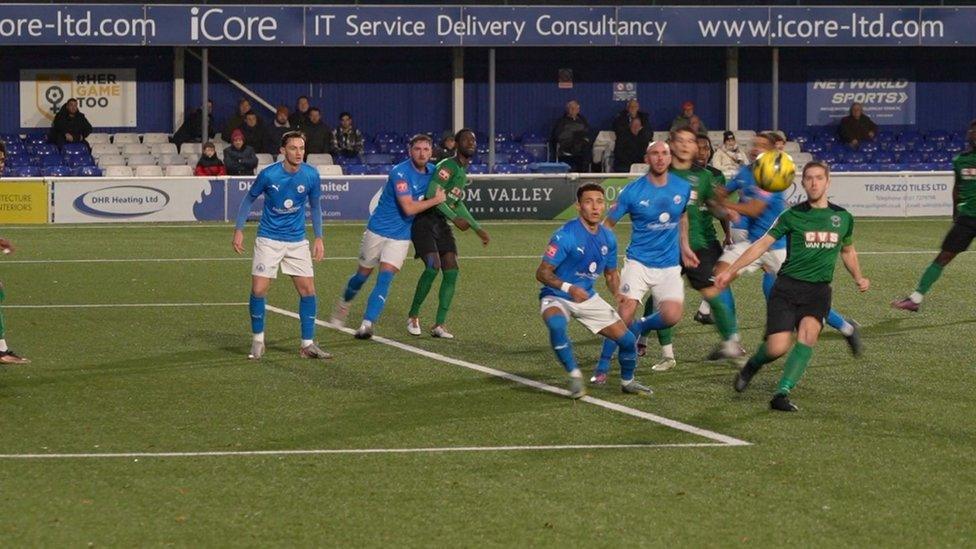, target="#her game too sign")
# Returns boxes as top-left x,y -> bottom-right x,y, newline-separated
20,68 -> 137,128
